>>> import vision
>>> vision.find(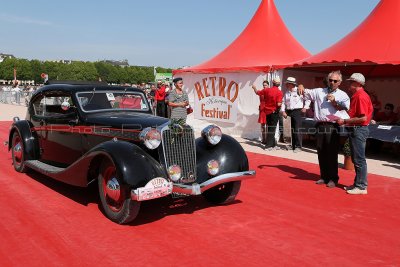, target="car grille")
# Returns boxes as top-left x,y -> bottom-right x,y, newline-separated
161,125 -> 196,183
